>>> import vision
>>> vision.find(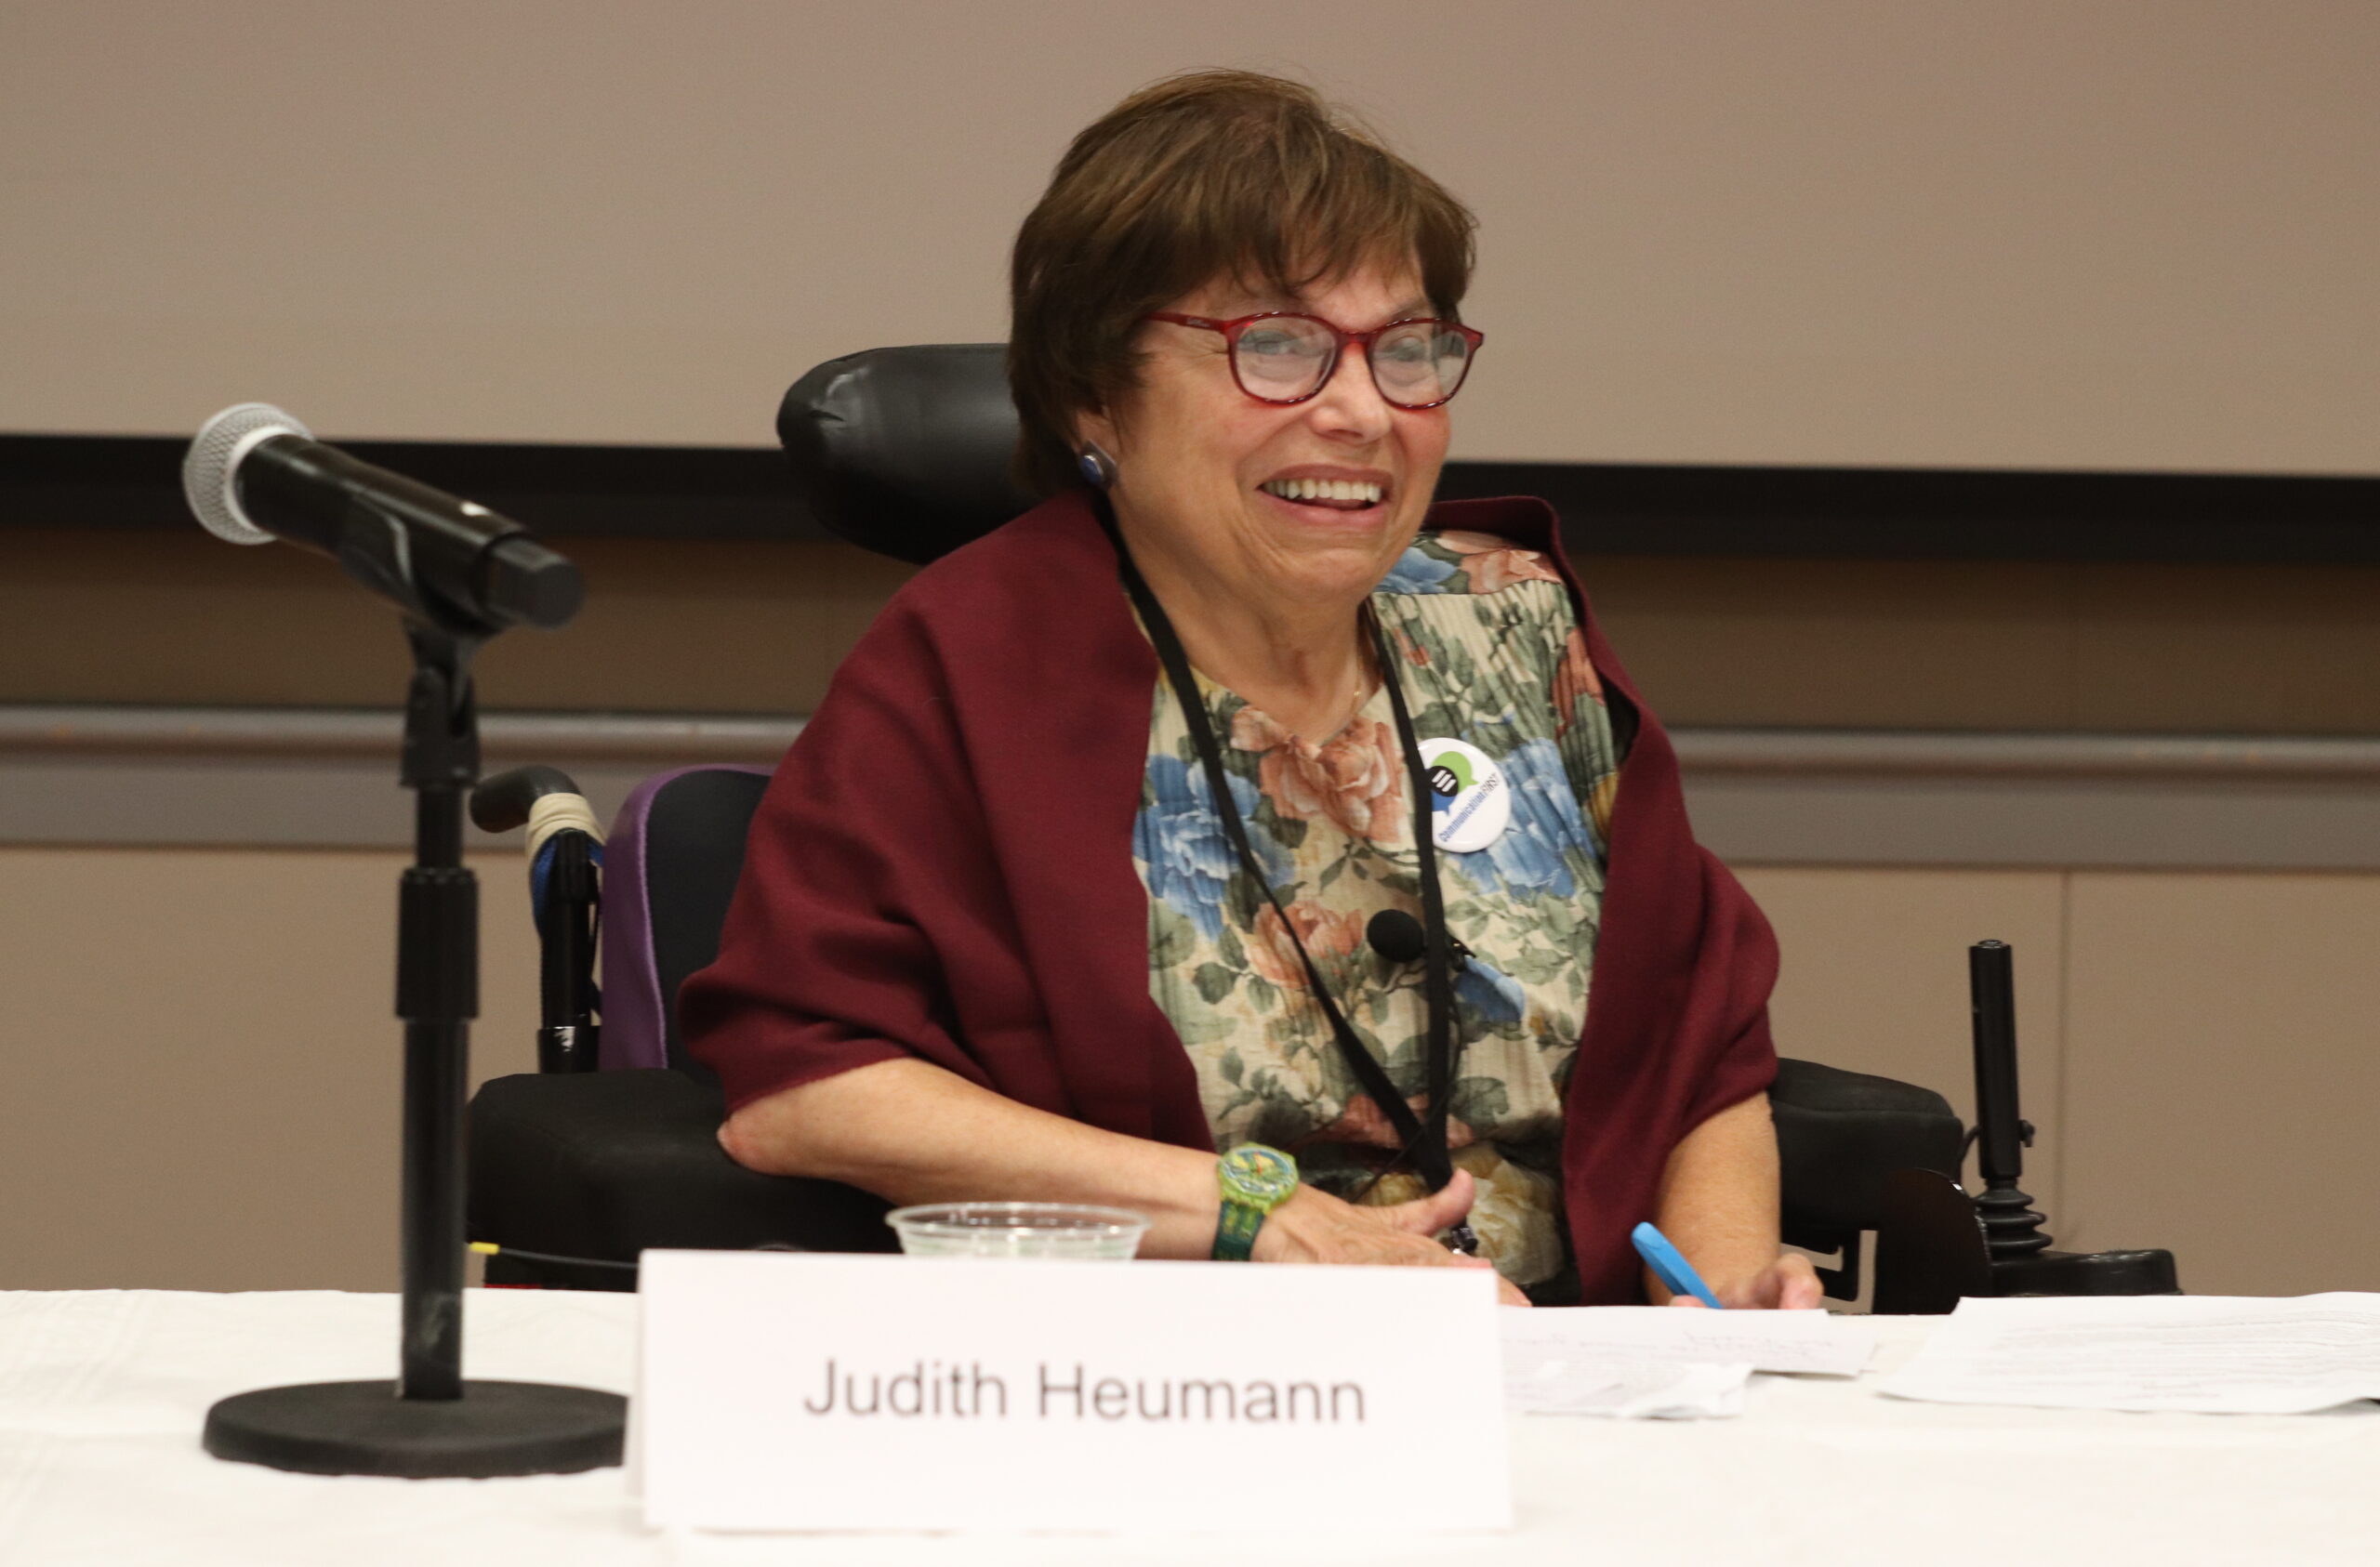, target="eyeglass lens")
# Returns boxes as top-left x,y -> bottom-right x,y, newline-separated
1233,317 -> 1474,406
